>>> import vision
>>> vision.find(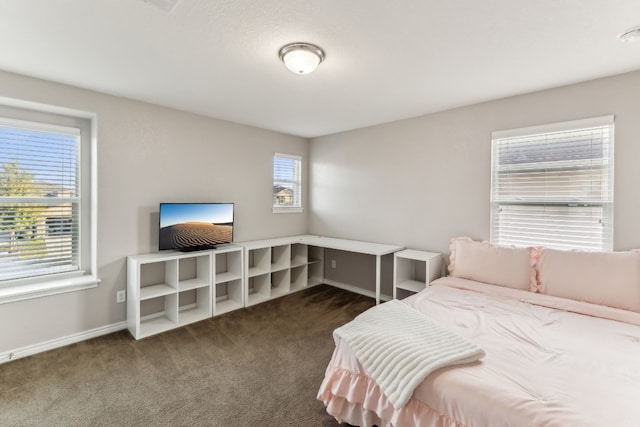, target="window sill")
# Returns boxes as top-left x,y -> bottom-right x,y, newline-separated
0,275 -> 101,305
273,207 -> 304,214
